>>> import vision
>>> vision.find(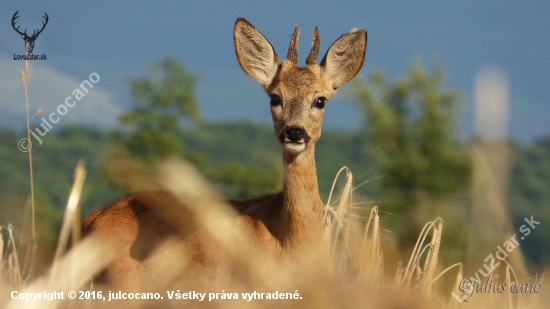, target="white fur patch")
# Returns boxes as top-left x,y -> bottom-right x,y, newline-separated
284,142 -> 305,153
